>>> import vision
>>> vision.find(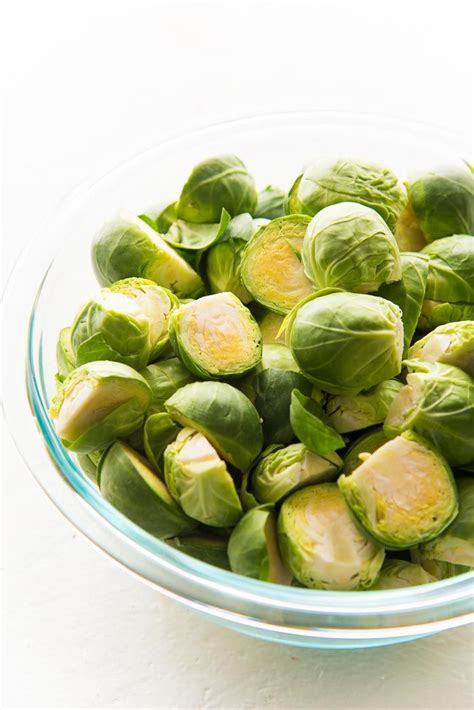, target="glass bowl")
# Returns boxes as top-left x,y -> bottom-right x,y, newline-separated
4,111 -> 474,650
